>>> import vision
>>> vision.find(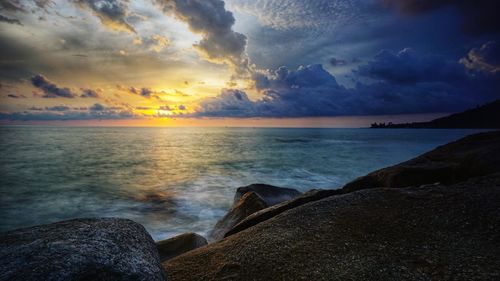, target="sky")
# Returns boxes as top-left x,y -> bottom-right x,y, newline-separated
0,0 -> 499,126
